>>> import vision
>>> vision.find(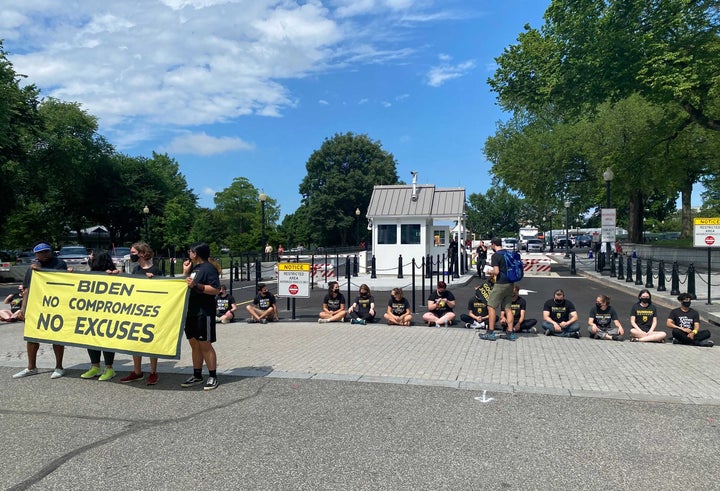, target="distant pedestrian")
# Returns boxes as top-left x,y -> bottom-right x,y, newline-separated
475,241 -> 488,278
666,293 -> 714,347
181,243 -> 222,390
541,289 -> 580,338
422,281 -> 456,327
447,236 -> 459,276
318,281 -> 347,323
588,294 -> 624,341
347,284 -> 375,325
629,289 -> 666,343
13,242 -> 69,380
384,288 -> 412,326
